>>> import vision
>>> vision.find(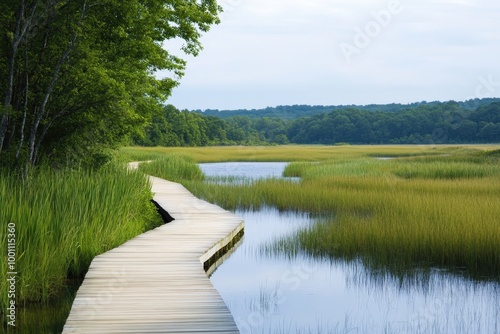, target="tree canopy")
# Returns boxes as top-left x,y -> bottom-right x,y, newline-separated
196,98 -> 500,119
137,101 -> 500,147
0,0 -> 220,169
